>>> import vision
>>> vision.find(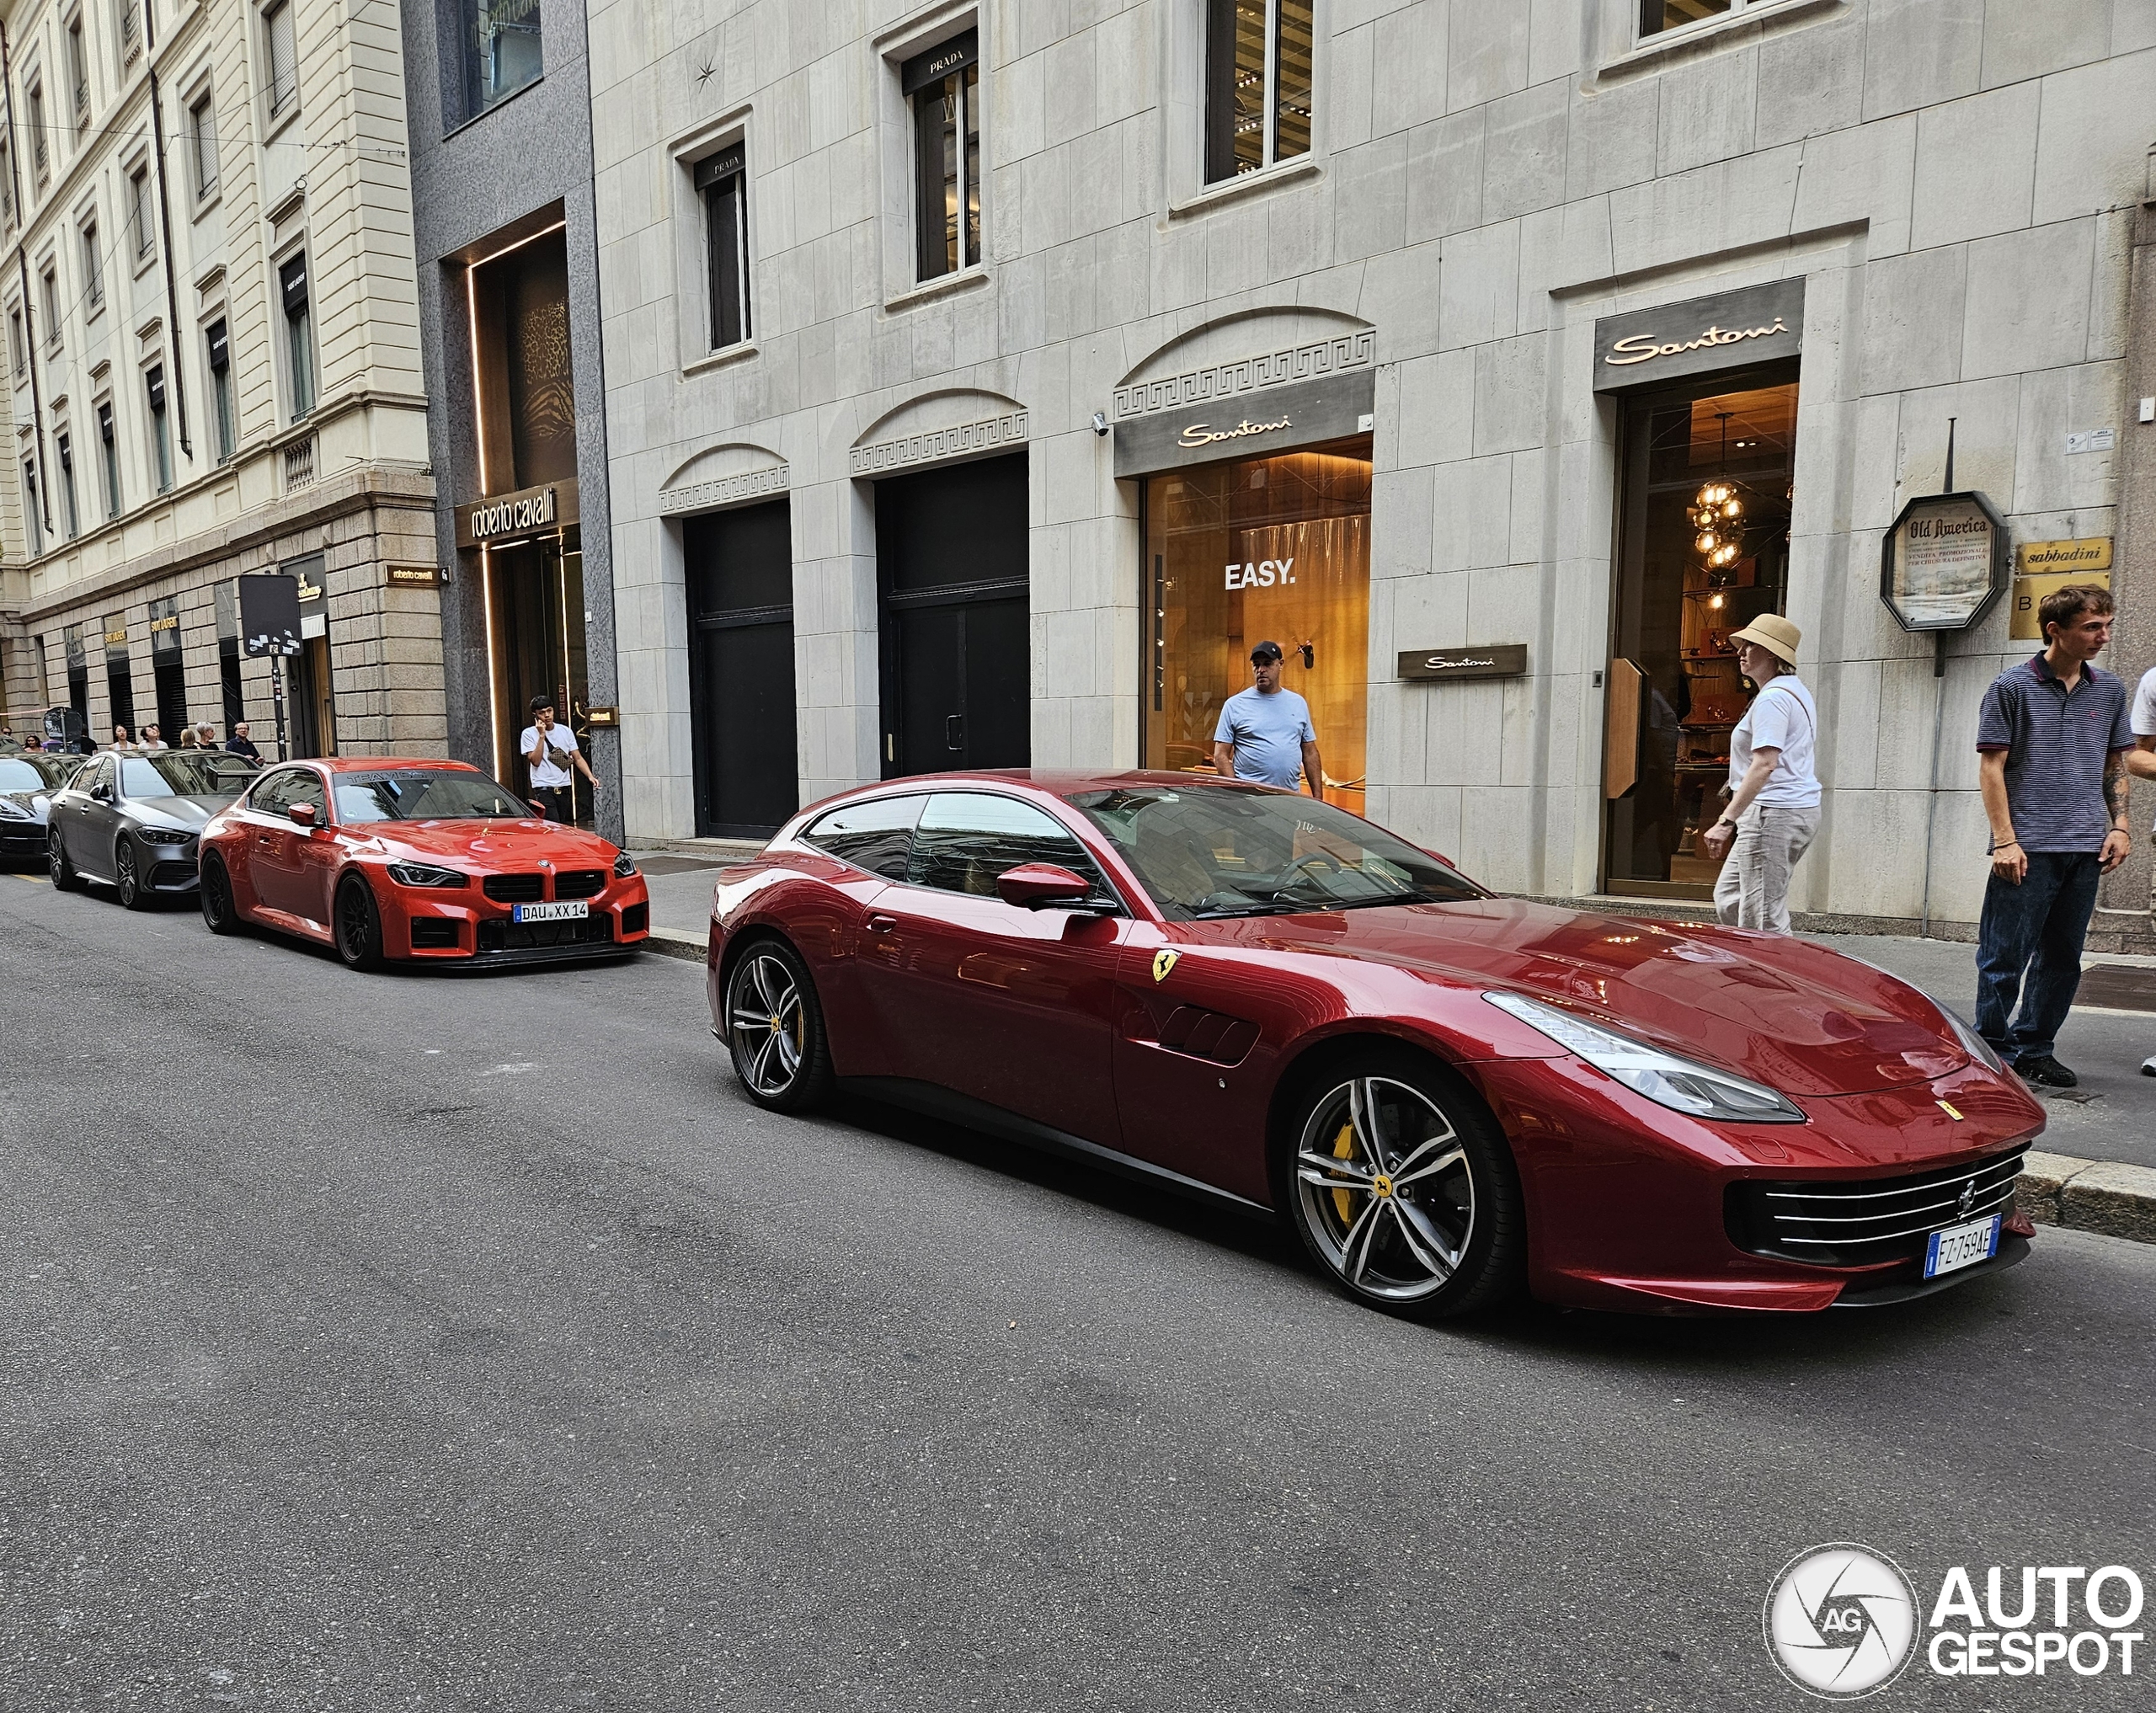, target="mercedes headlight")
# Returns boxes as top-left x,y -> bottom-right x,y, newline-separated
1483,991 -> 1806,1123
387,862 -> 467,889
612,851 -> 638,878
137,826 -> 193,844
